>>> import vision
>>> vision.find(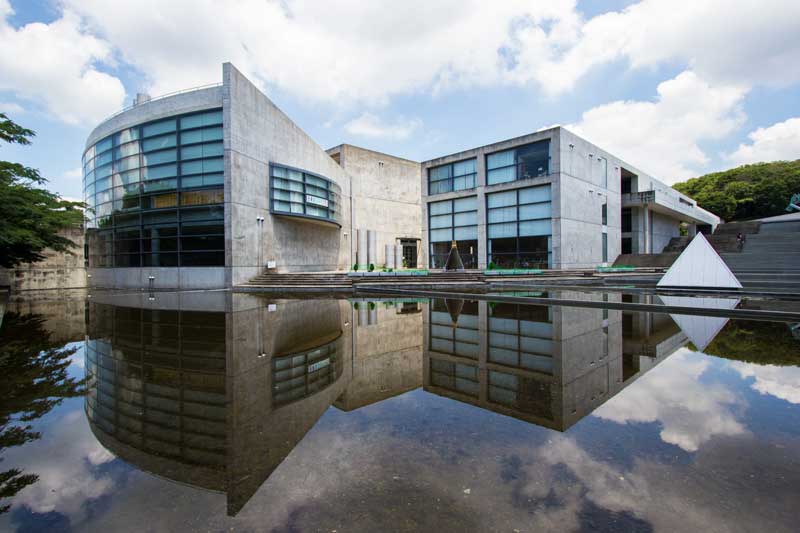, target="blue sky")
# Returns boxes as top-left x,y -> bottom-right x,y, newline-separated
1,0 -> 799,202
